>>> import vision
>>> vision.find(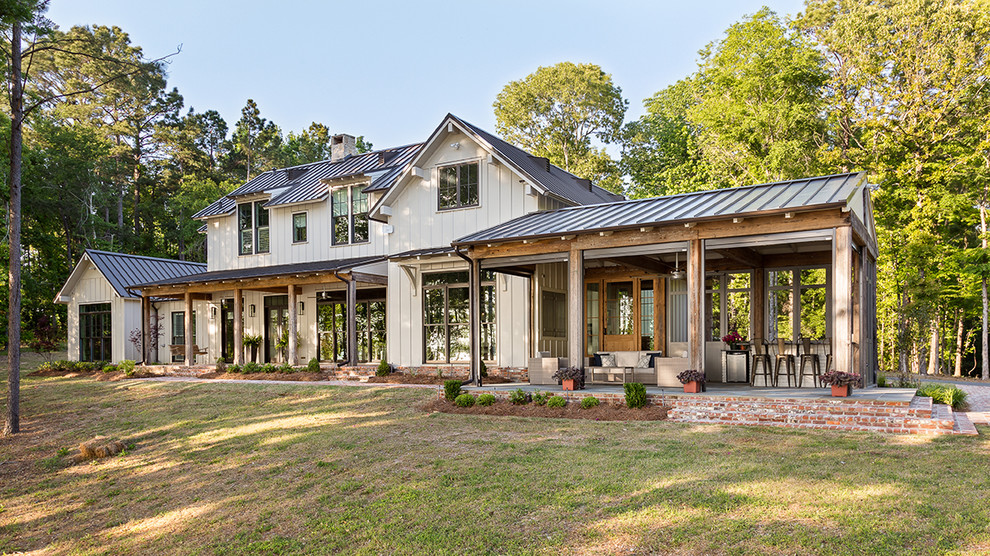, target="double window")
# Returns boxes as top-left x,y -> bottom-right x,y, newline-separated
423,271 -> 495,363
331,185 -> 369,245
79,303 -> 111,362
768,267 -> 829,340
238,201 -> 269,255
438,162 -> 479,210
292,212 -> 307,243
316,291 -> 386,363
